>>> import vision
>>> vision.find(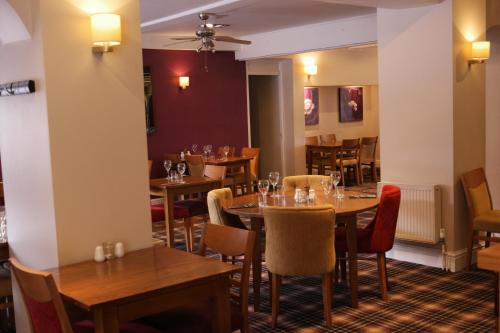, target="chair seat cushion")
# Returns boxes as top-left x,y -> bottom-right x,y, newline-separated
73,320 -> 162,333
336,159 -> 358,166
474,210 -> 500,232
335,227 -> 373,253
150,204 -> 165,222
174,199 -> 208,218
